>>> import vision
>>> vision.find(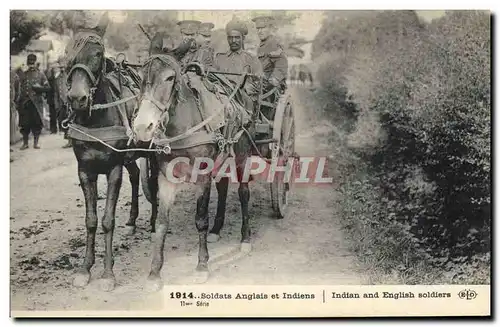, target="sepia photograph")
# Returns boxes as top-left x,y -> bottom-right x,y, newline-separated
7,5 -> 491,317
